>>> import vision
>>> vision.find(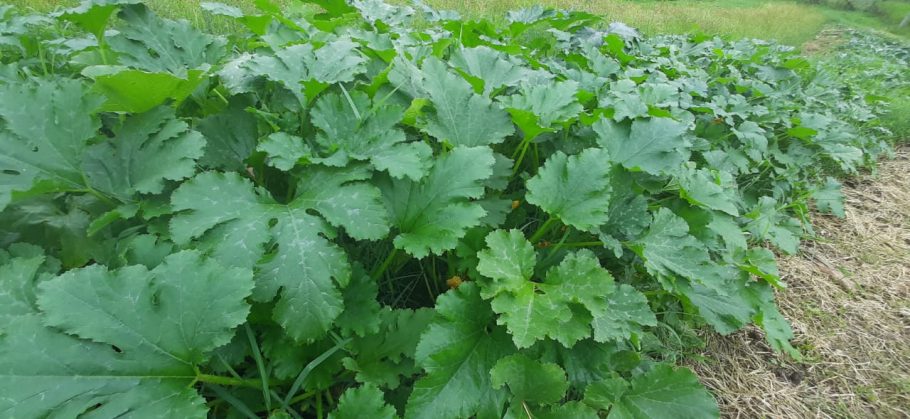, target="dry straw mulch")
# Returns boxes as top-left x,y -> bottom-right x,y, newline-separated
691,148 -> 910,418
